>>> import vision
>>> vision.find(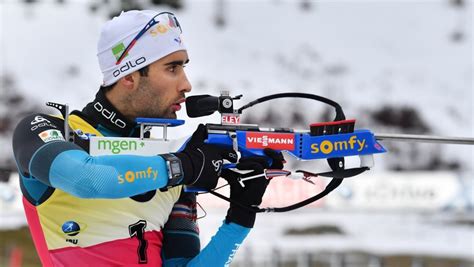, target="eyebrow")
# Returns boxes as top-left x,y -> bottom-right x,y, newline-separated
164,59 -> 190,66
